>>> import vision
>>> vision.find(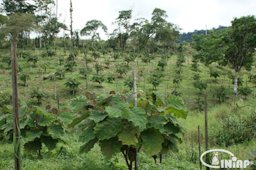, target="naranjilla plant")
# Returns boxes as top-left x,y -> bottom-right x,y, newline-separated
0,103 -> 65,157
69,91 -> 187,170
